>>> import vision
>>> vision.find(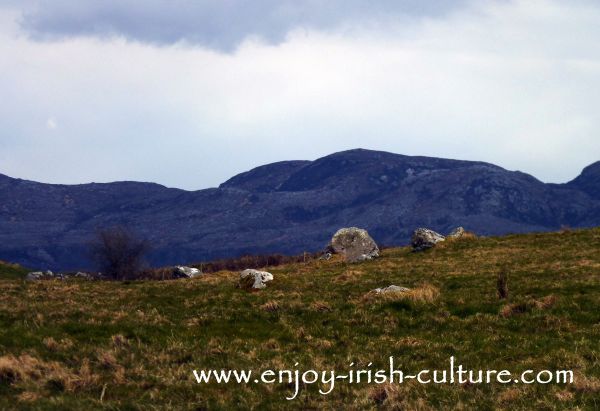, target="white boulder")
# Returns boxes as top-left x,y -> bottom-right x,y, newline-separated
238,269 -> 273,290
